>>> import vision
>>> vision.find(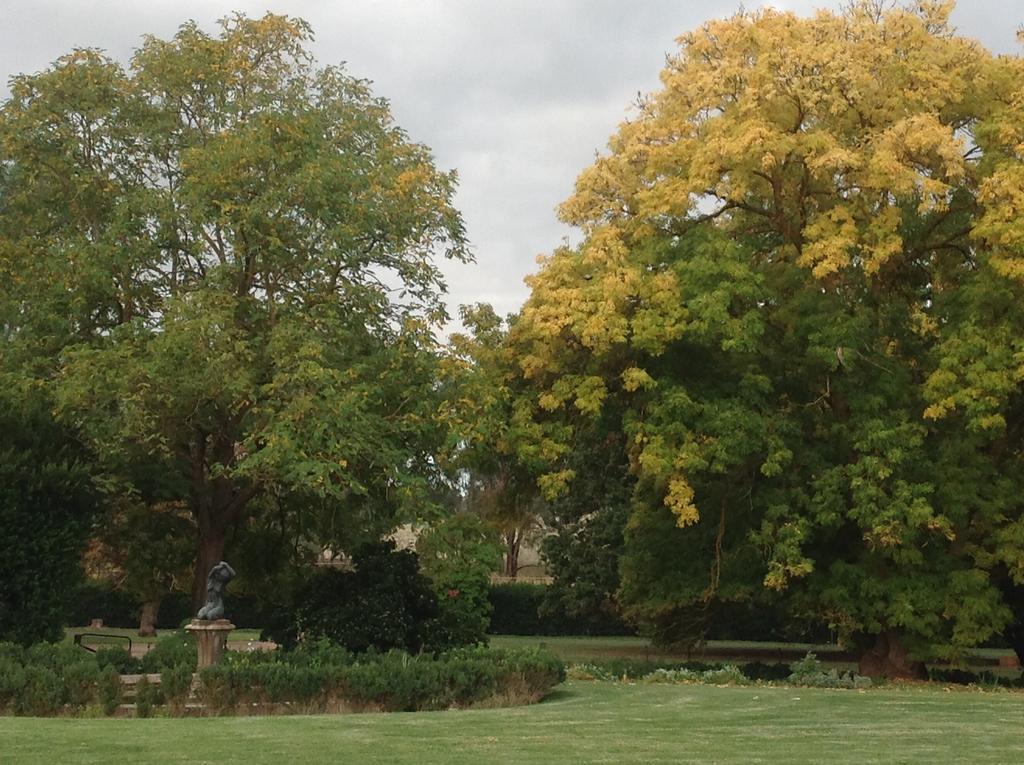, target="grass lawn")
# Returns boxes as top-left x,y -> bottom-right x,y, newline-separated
2,681 -> 1023,764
